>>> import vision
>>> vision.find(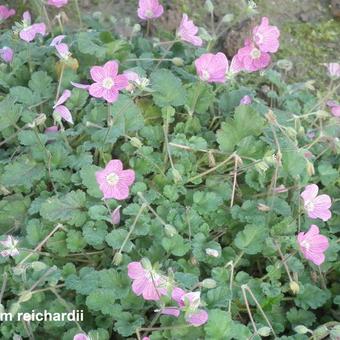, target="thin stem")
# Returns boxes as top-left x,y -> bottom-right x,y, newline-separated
0,272 -> 8,304
56,63 -> 65,101
230,155 -> 240,207
241,285 -> 258,334
74,0 -> 83,27
224,261 -> 234,313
